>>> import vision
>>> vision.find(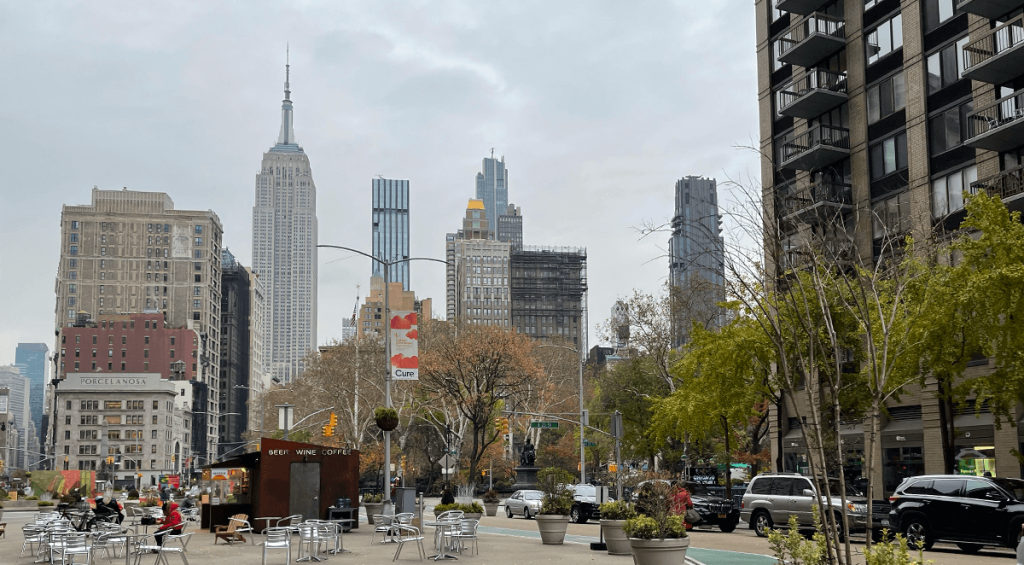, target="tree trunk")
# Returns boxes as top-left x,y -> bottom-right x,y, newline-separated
864,396 -> 881,550
722,415 -> 732,500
